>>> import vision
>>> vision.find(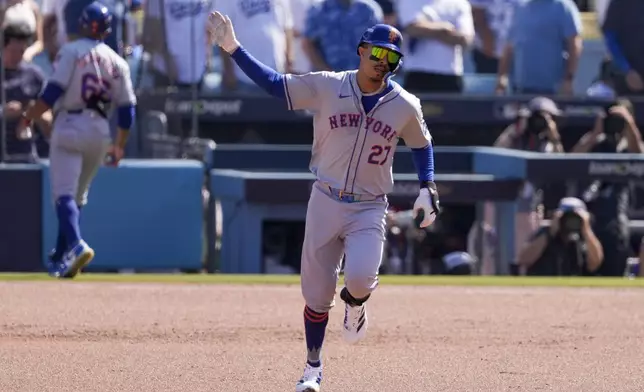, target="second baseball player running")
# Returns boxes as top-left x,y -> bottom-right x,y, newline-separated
19,1 -> 136,279
208,11 -> 440,392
